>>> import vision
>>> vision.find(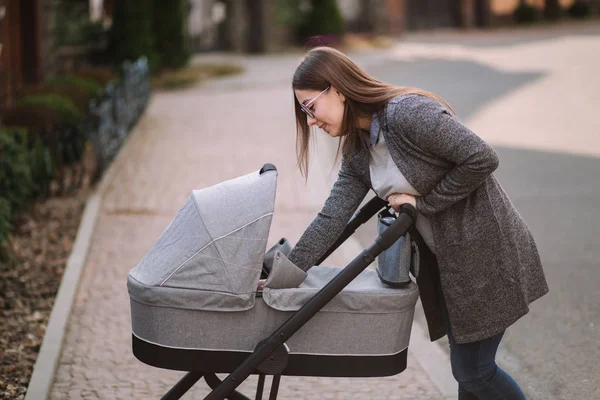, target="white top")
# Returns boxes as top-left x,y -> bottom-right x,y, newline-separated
368,132 -> 436,254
